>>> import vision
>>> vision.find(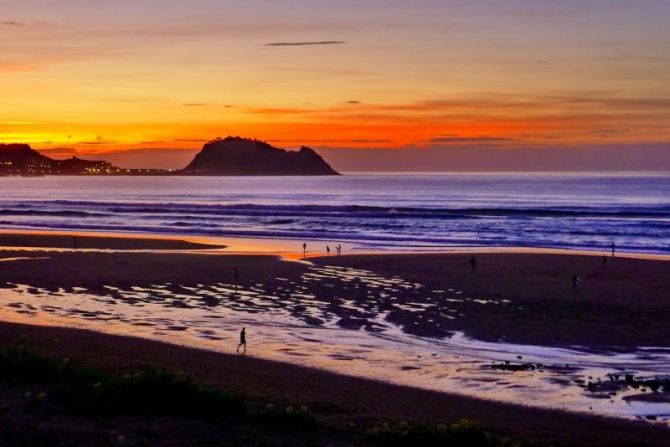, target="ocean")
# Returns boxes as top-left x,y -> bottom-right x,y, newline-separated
0,172 -> 669,253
